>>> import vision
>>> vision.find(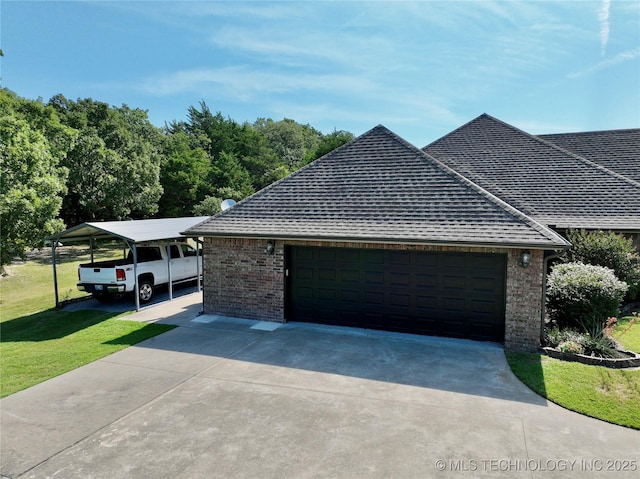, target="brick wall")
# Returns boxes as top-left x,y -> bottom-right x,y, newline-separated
202,238 -> 284,321
504,249 -> 544,351
203,237 -> 545,351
